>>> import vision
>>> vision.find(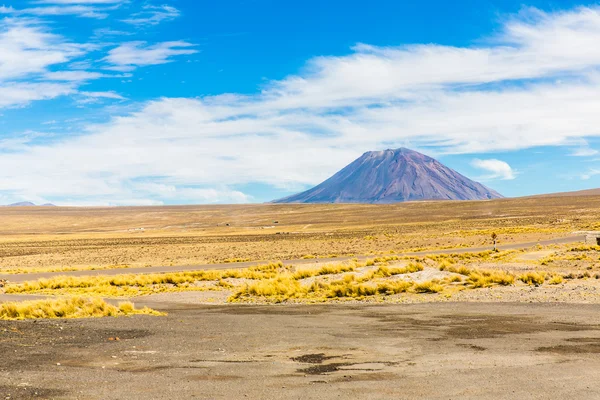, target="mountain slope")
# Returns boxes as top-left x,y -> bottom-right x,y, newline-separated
274,148 -> 502,204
